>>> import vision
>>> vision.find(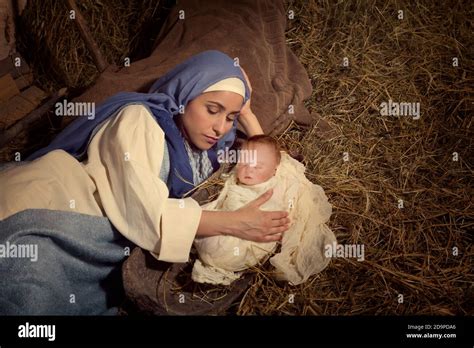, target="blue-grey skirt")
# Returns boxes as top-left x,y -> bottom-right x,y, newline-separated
0,206 -> 134,315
